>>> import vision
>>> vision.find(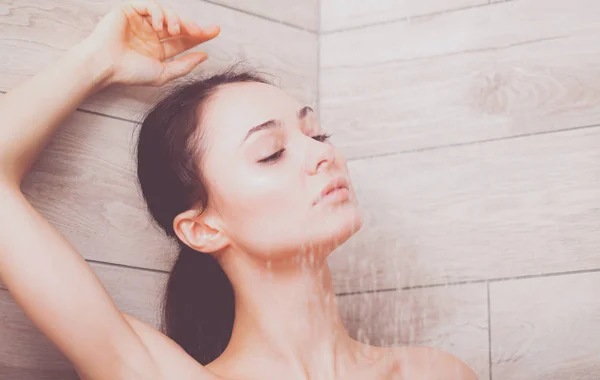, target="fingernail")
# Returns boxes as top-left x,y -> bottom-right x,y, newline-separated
174,23 -> 180,33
